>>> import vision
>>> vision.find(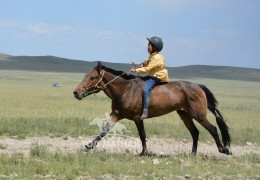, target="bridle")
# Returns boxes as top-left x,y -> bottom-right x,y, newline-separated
80,69 -> 126,96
